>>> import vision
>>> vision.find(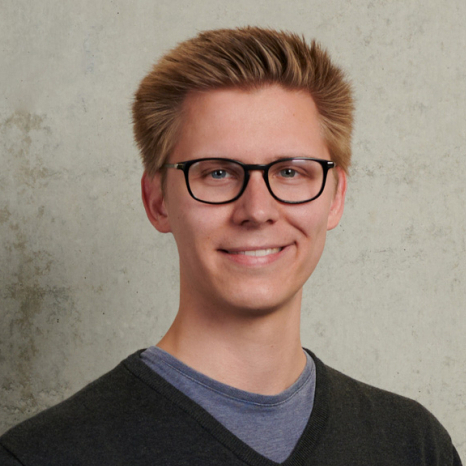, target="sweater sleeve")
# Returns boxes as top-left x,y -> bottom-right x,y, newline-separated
0,444 -> 24,466
453,446 -> 463,466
